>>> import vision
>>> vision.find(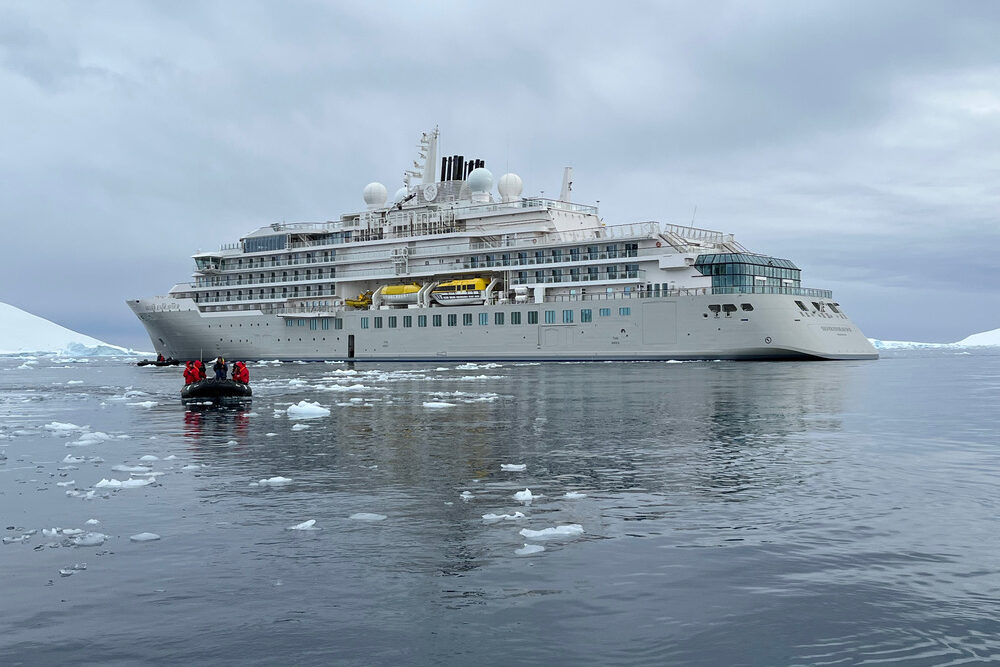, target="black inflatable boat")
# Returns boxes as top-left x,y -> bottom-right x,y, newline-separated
181,379 -> 252,403
138,358 -> 180,367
